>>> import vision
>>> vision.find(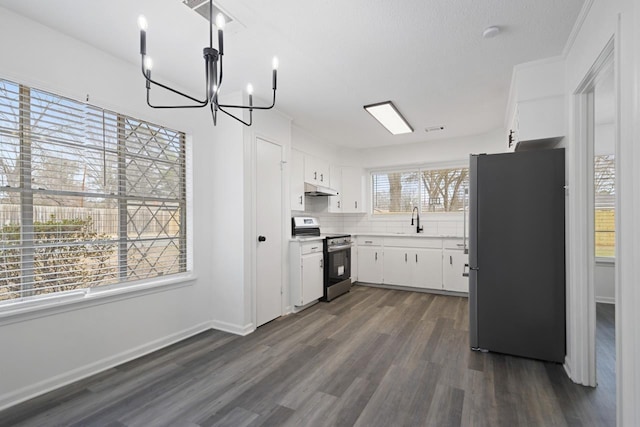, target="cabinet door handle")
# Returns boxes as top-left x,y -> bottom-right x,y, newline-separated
450,255 -> 453,265
355,201 -> 358,209
314,171 -> 317,180
320,173 -> 324,182
299,195 -> 303,205
337,201 -> 341,208
320,259 -> 323,269
405,253 -> 407,262
375,252 -> 378,261
365,240 -> 373,244
311,246 -> 318,250
416,254 -> 418,263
